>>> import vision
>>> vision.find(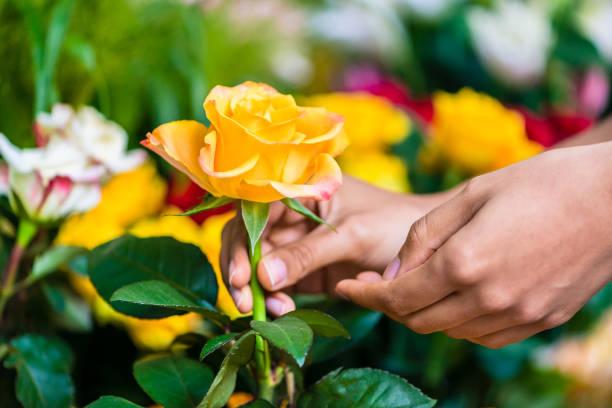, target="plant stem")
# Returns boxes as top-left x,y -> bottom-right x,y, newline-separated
0,219 -> 38,323
248,238 -> 274,401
